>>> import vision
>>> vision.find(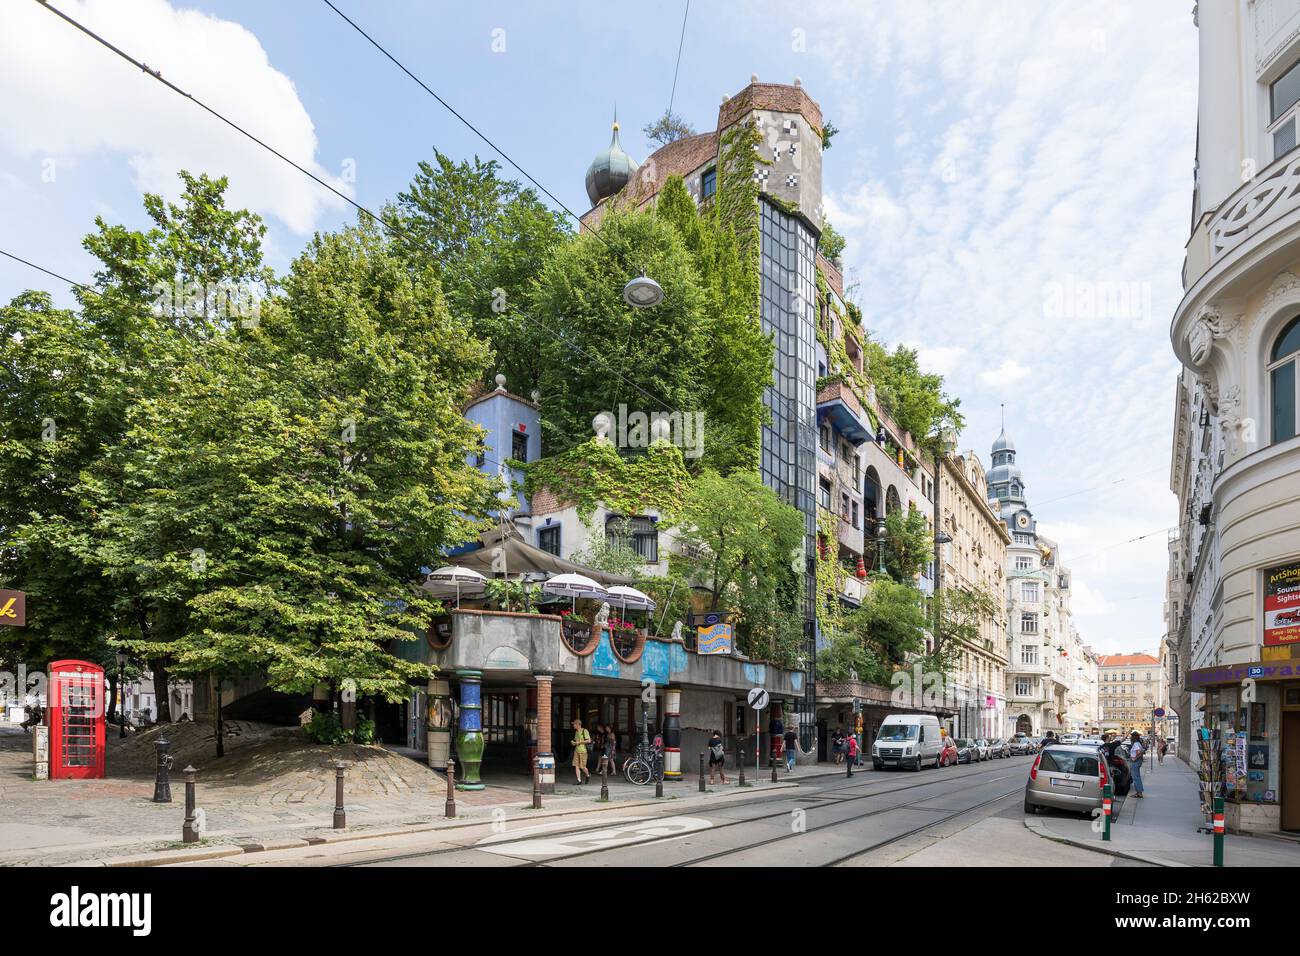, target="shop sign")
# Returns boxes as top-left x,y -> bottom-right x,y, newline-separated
0,590 -> 25,627
1264,561 -> 1300,646
1187,660 -> 1300,688
697,622 -> 733,655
